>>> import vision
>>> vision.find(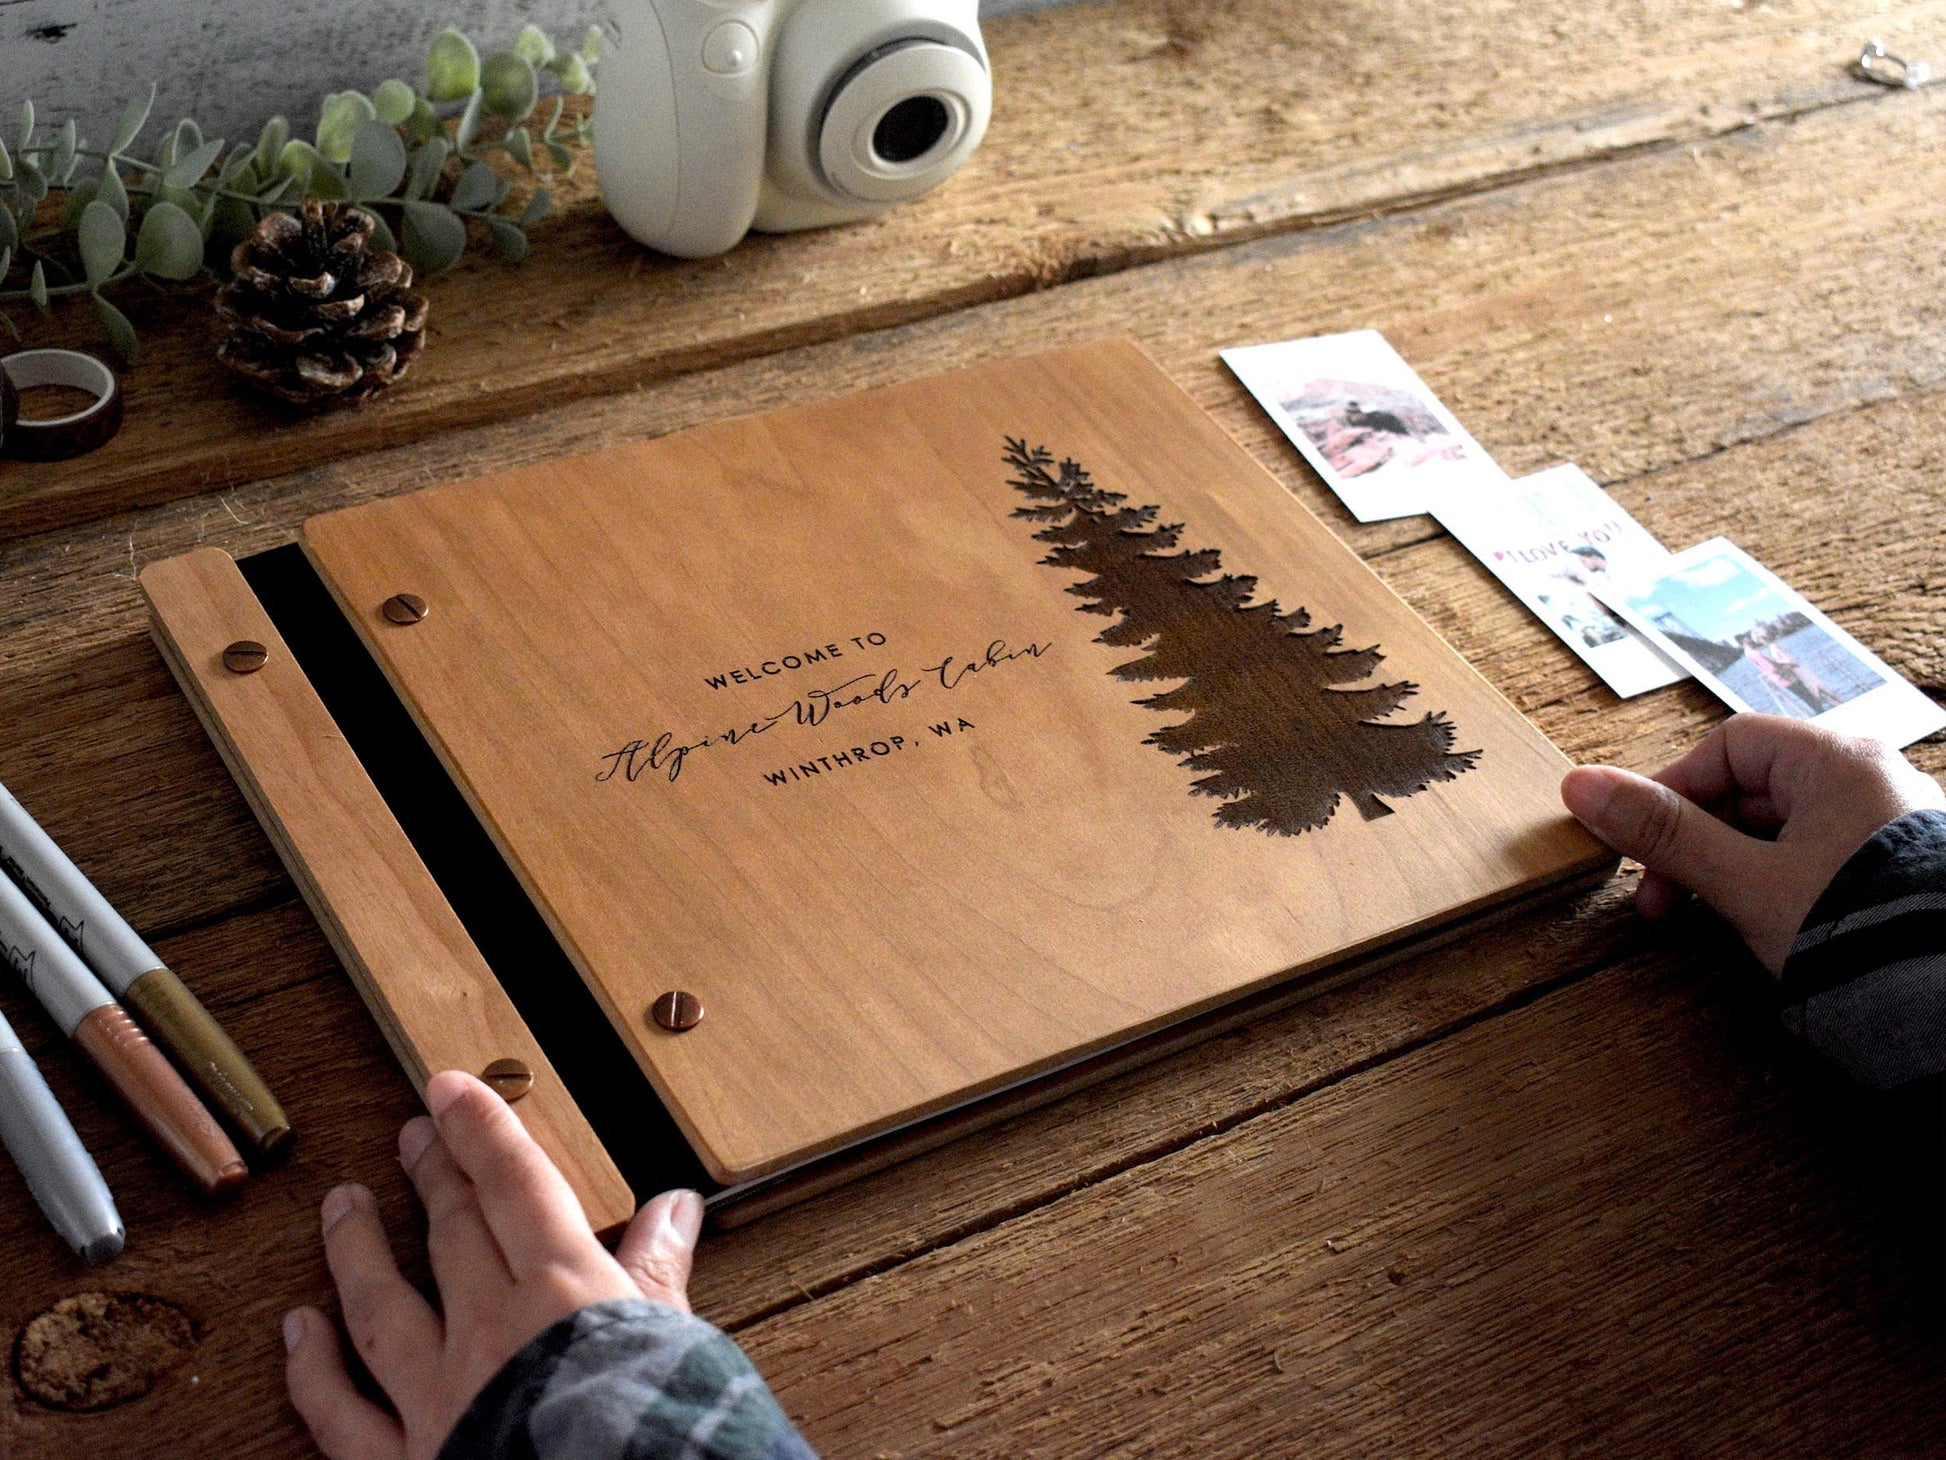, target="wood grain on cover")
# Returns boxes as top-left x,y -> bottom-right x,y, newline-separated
301,342 -> 1610,1182
137,548 -> 634,1234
